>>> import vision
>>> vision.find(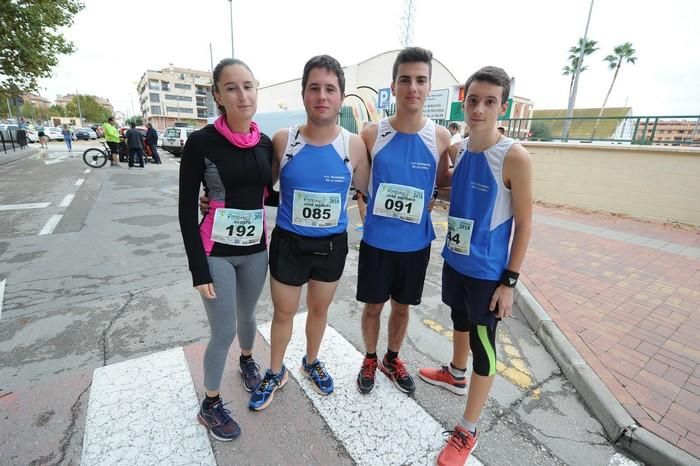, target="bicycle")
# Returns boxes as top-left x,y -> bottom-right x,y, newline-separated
82,141 -> 128,168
